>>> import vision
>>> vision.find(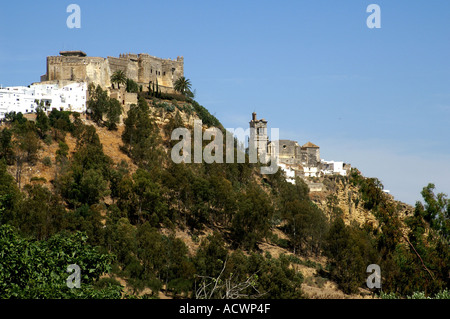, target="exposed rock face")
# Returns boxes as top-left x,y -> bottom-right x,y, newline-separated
309,176 -> 414,228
